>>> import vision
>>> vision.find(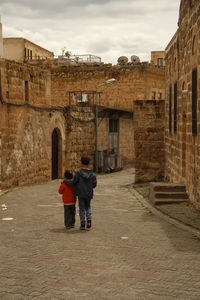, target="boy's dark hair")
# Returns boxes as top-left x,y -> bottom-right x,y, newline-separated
64,170 -> 73,179
81,156 -> 90,165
